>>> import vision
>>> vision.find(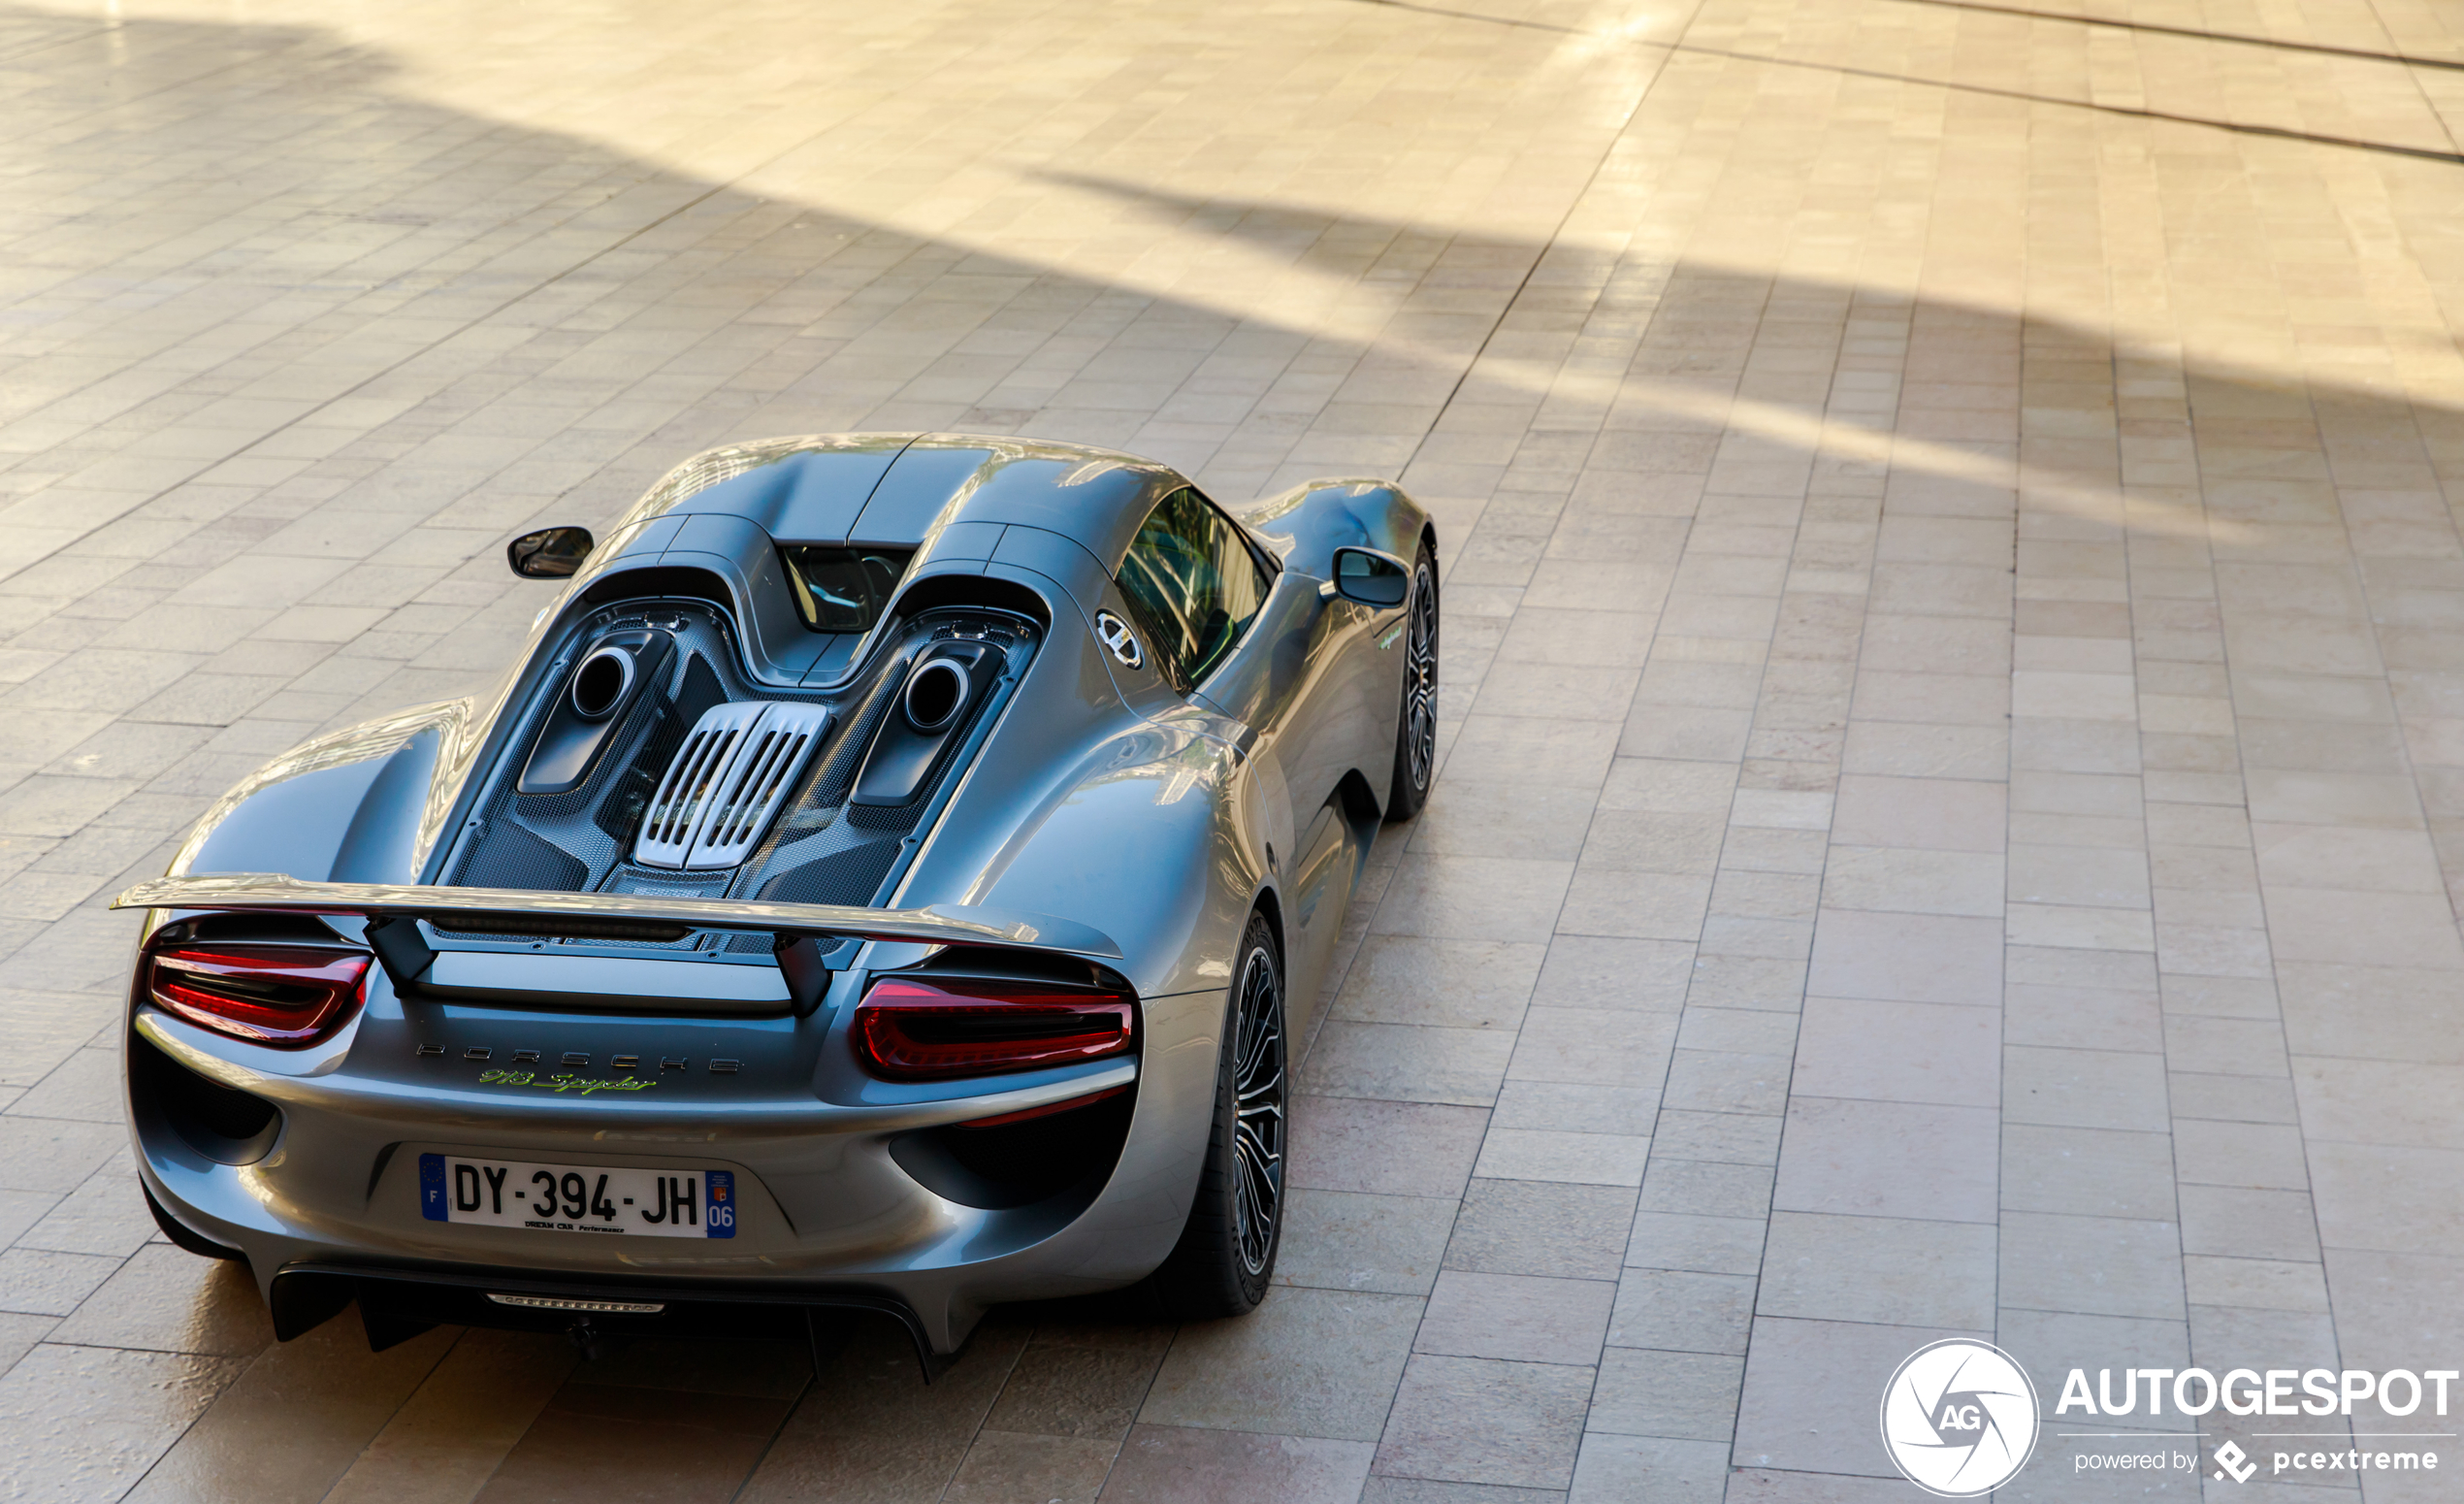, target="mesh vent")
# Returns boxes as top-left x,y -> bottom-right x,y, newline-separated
634,702 -> 829,870
847,797 -> 931,833
757,838 -> 903,907
453,819 -> 586,894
